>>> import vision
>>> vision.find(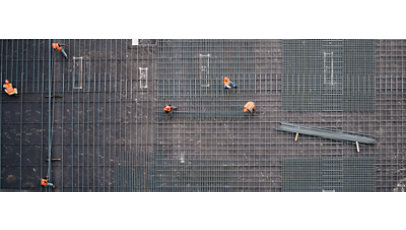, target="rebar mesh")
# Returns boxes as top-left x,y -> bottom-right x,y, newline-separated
282,157 -> 375,192
154,40 -> 279,191
282,39 -> 375,111
0,39 -> 405,192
